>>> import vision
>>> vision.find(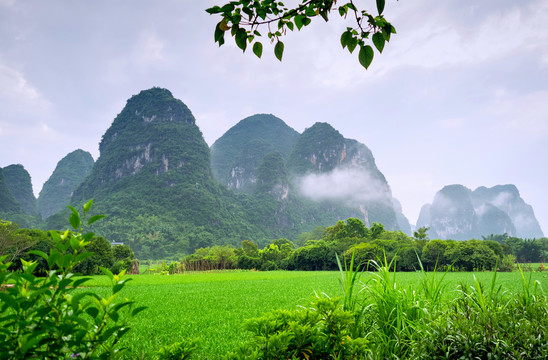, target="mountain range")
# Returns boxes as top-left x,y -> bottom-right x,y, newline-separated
416,184 -> 543,240
0,88 -> 543,258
